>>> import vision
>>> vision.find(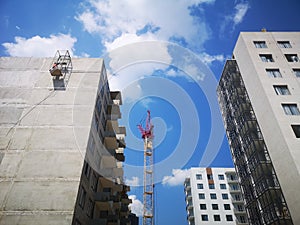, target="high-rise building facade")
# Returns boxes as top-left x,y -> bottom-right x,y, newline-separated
217,31 -> 300,225
0,55 -> 133,225
184,167 -> 248,225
